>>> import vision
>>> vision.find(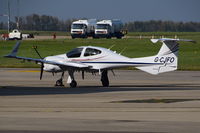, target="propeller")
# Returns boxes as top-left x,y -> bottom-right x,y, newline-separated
33,46 -> 43,59
40,63 -> 44,80
33,46 -> 44,80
